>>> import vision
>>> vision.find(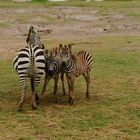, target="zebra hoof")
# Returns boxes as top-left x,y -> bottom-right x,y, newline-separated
69,98 -> 74,105
32,105 -> 37,110
53,96 -> 58,104
35,95 -> 40,106
55,99 -> 58,104
86,92 -> 90,98
17,108 -> 22,112
53,92 -> 56,96
36,100 -> 40,106
86,96 -> 90,99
